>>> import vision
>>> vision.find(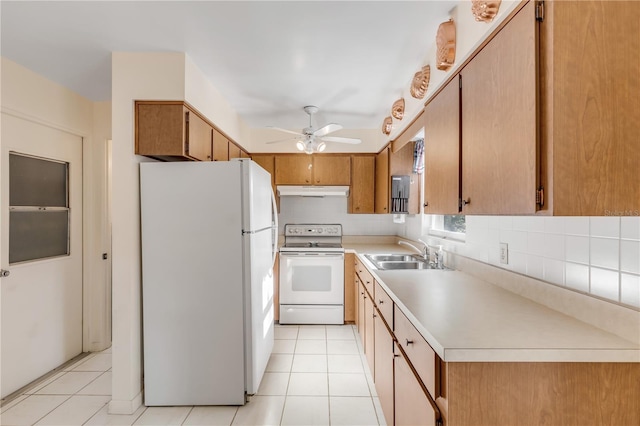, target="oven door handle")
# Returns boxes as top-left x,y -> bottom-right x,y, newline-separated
280,253 -> 344,257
